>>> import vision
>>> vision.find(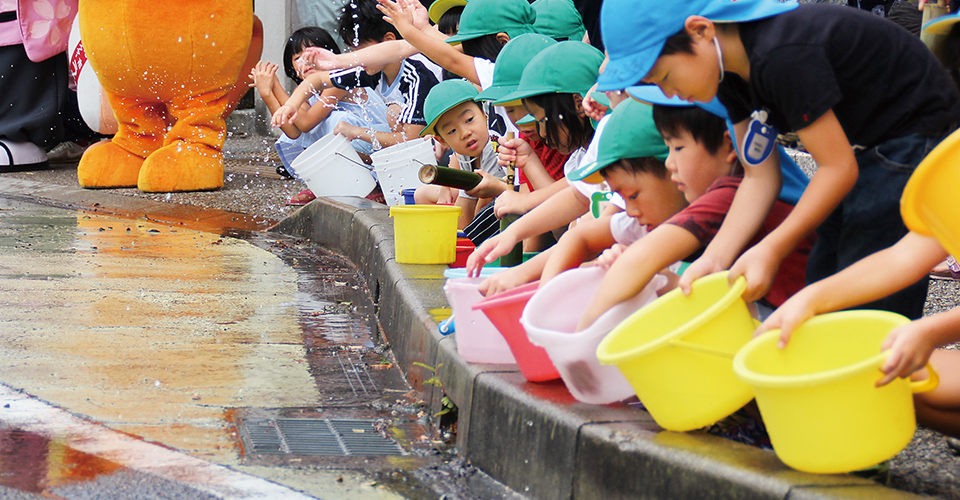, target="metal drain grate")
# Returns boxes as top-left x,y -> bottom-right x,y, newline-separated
238,418 -> 404,456
337,351 -> 378,397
